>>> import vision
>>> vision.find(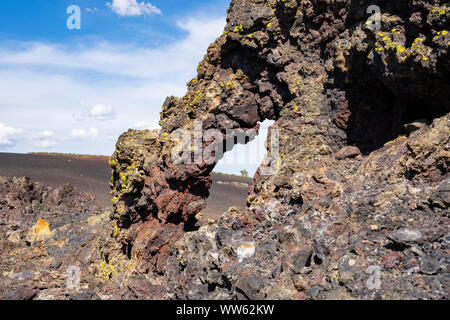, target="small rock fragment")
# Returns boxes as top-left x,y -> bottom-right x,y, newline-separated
4,287 -> 37,300
335,146 -> 362,160
236,242 -> 256,261
420,256 -> 440,275
388,228 -> 423,243
443,235 -> 450,245
292,274 -> 309,291
7,230 -> 21,244
410,245 -> 424,256
382,252 -> 403,269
